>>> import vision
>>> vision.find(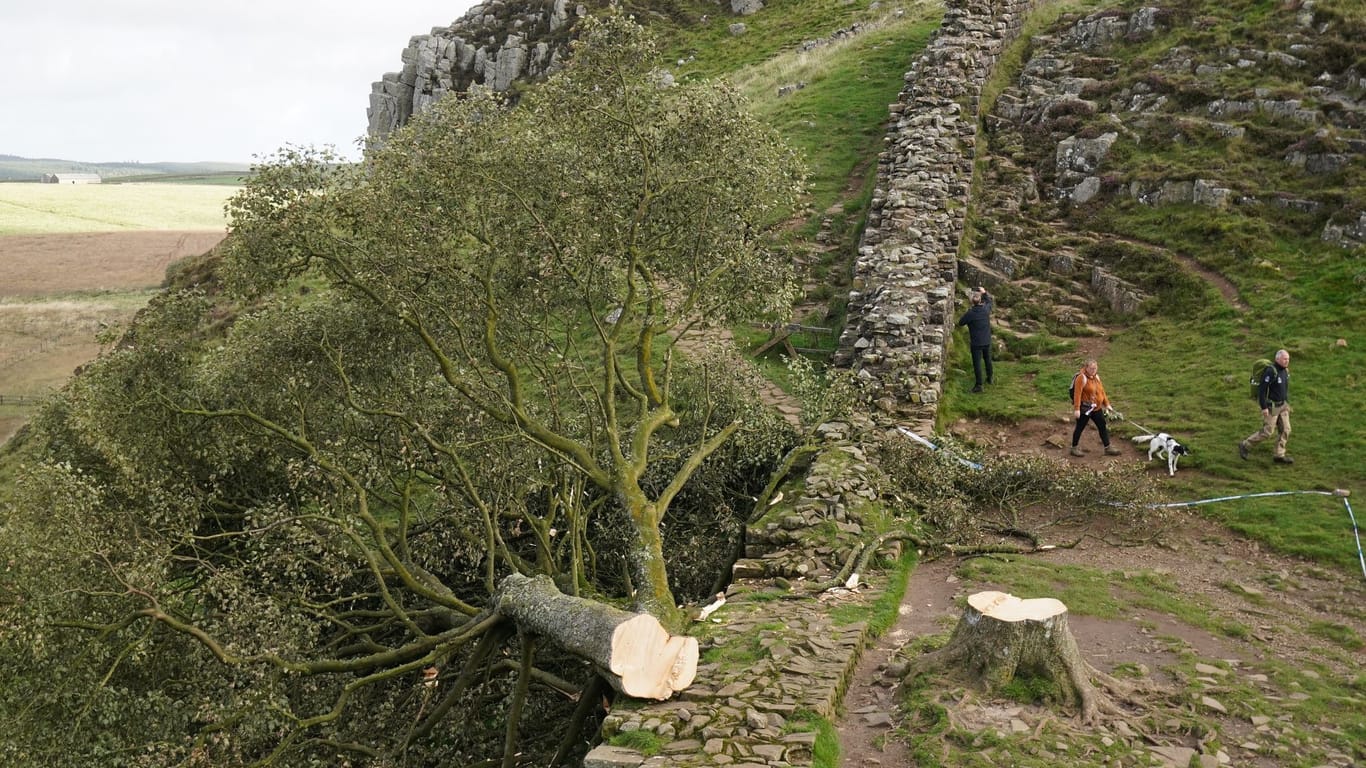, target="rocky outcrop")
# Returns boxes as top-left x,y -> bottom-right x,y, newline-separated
1091,266 -> 1145,315
834,0 -> 1044,433
367,0 -> 584,141
1322,210 -> 1366,248
1002,5 -> 1363,226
